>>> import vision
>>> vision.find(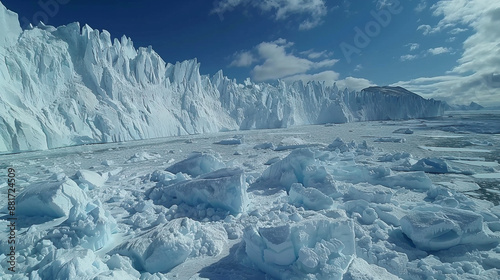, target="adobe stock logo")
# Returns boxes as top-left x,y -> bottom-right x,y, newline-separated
340,0 -> 403,64
19,0 -> 71,29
